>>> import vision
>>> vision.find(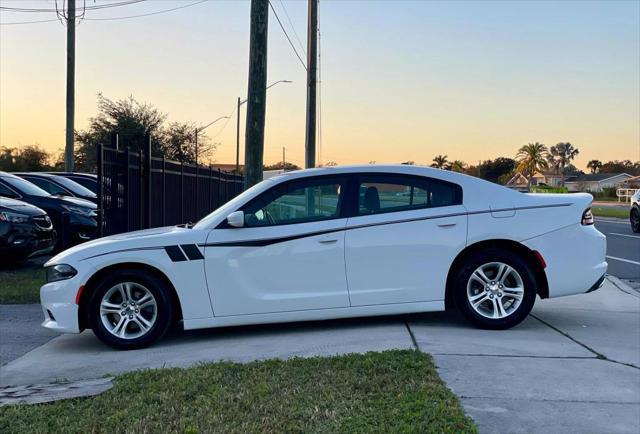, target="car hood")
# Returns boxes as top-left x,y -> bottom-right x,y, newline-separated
45,225 -> 207,266
0,197 -> 46,216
